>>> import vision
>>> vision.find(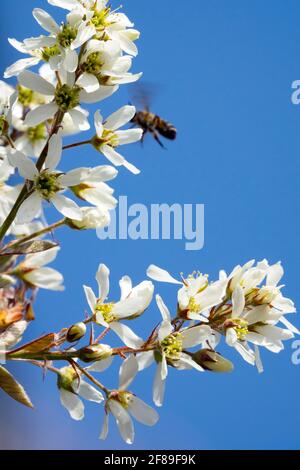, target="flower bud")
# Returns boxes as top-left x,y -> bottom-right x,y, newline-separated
57,366 -> 77,392
192,349 -> 234,373
66,322 -> 87,343
0,115 -> 9,136
78,344 -> 112,363
66,207 -> 110,230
